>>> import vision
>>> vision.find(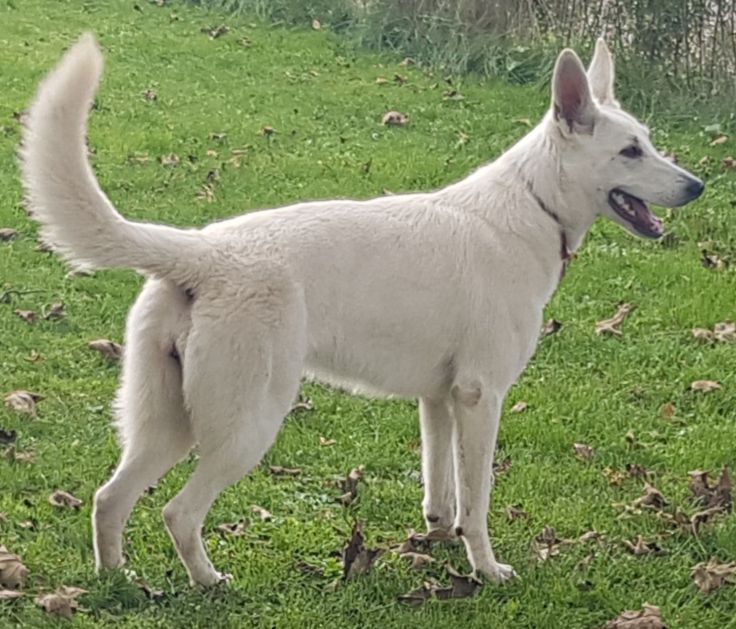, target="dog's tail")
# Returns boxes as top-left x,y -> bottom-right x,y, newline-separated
20,34 -> 209,284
